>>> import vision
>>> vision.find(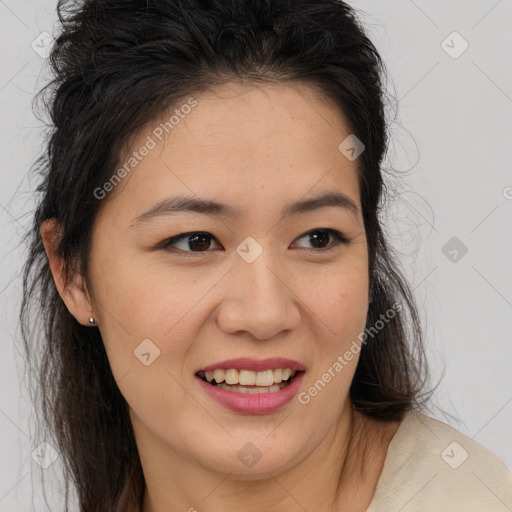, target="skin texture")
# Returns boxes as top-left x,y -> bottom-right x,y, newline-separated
41,81 -> 400,511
